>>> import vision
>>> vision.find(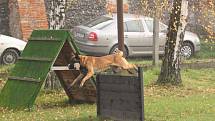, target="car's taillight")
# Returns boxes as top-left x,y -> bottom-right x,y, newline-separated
88,32 -> 98,41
